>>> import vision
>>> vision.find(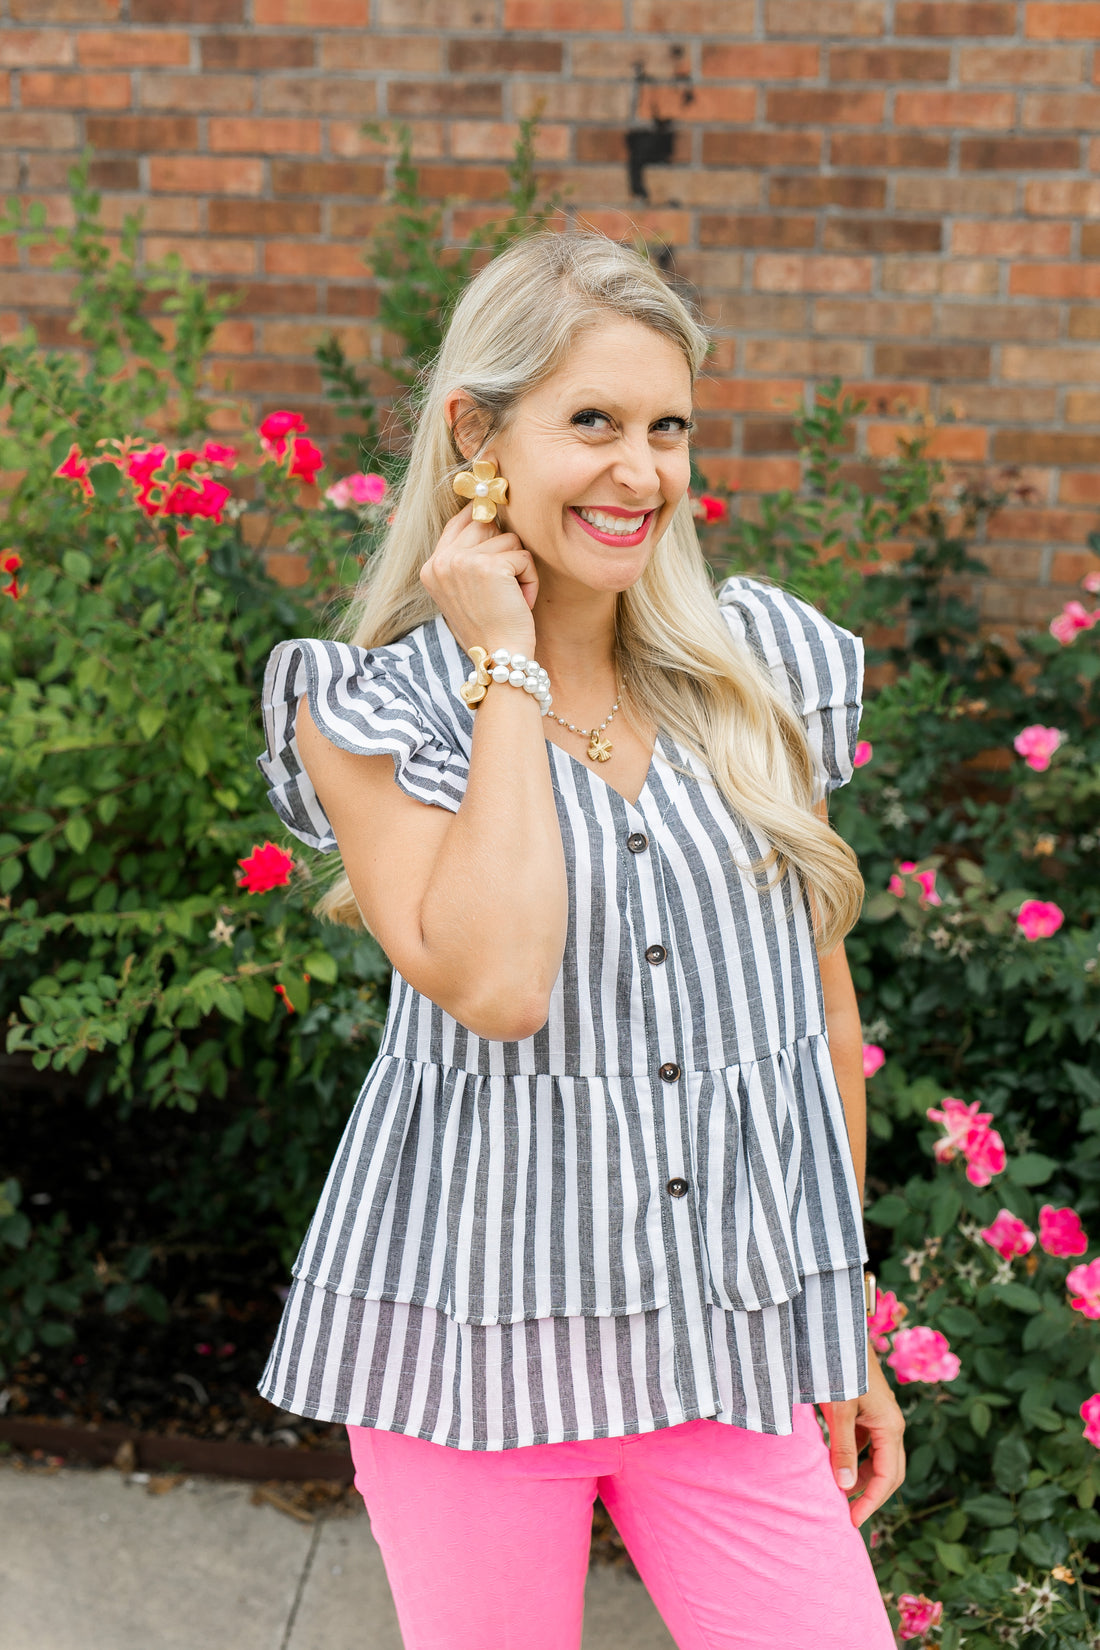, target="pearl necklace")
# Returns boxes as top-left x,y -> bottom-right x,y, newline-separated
551,694 -> 621,764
